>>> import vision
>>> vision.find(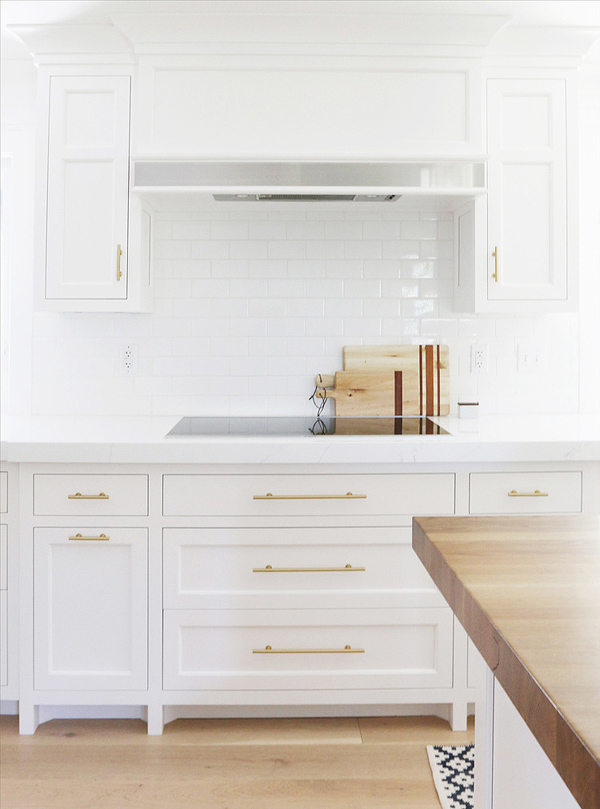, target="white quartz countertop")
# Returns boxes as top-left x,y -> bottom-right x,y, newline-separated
2,414 -> 599,465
